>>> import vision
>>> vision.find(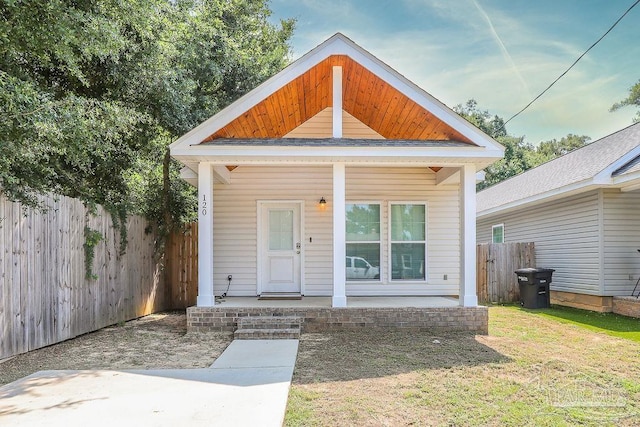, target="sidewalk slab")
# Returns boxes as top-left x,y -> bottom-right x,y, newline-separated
0,339 -> 299,427
211,339 -> 299,369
